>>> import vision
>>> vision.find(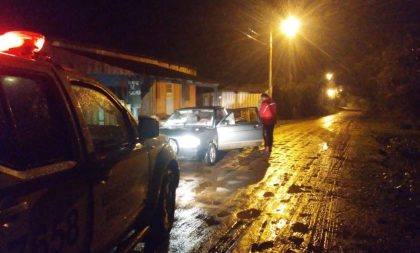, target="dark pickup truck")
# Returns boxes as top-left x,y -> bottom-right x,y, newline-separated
0,31 -> 179,252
